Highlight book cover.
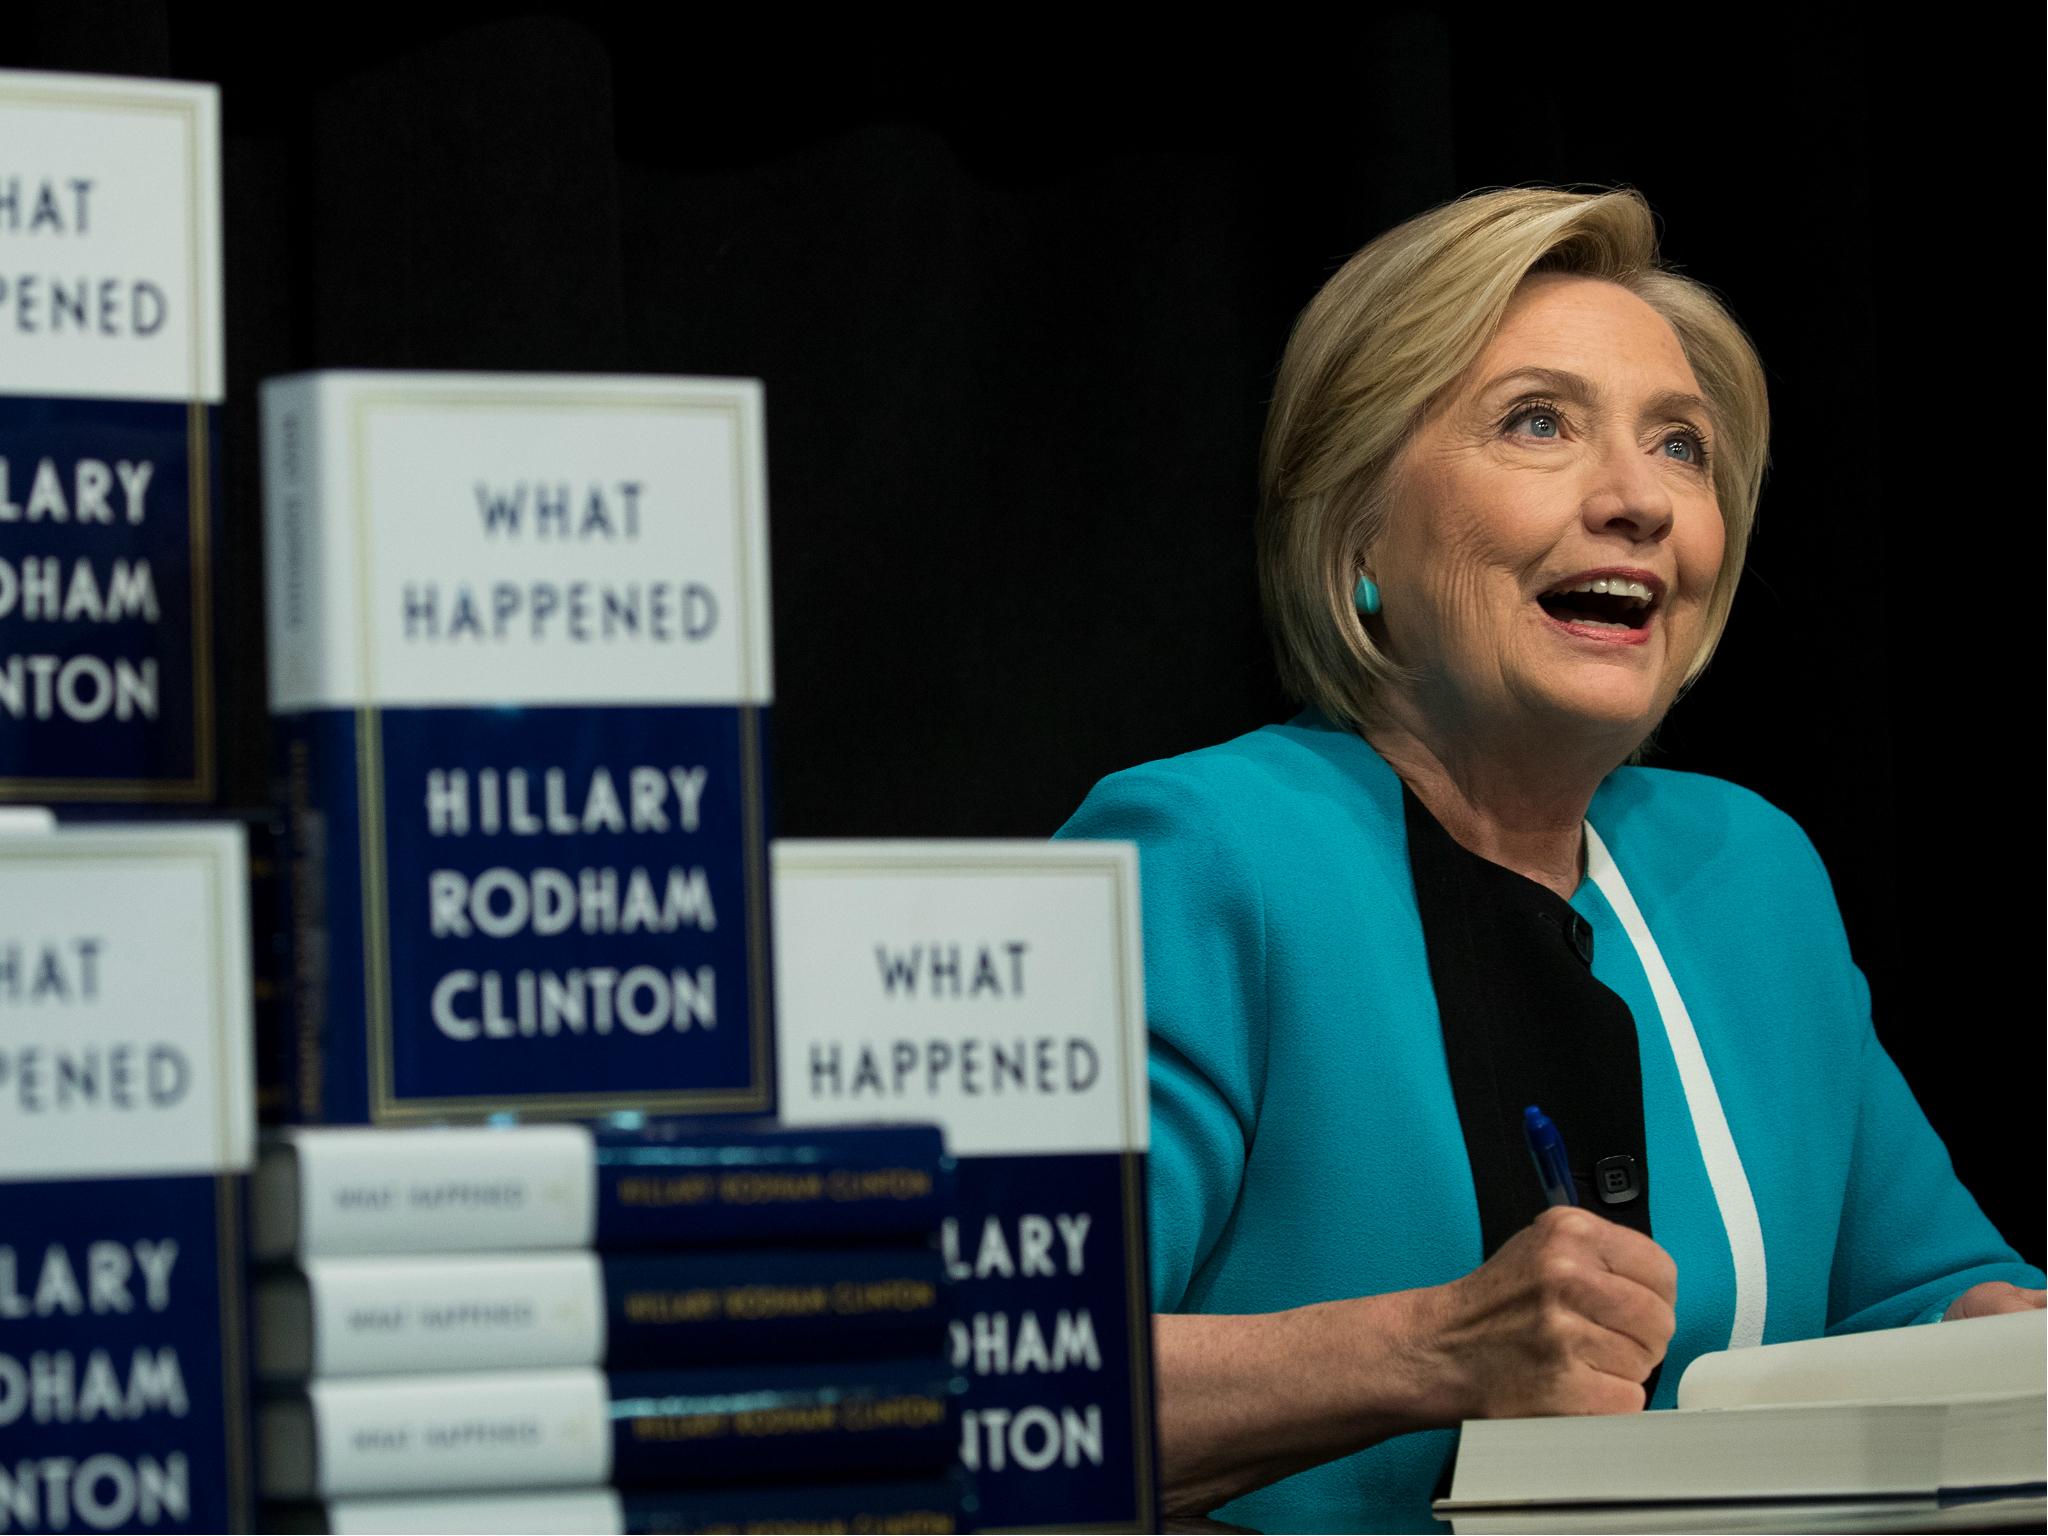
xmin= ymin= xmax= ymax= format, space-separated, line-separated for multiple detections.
xmin=0 ymin=823 xmax=256 ymax=1532
xmin=261 ymin=372 xmax=775 ymax=1124
xmin=772 ymin=841 xmax=1159 ymax=1533
xmin=251 ymin=1120 xmax=949 ymax=1258
xmin=257 ymin=1244 xmax=947 ymax=1378
xmin=0 ymin=70 xmax=224 ymax=804
xmin=259 ymin=1359 xmax=962 ymax=1499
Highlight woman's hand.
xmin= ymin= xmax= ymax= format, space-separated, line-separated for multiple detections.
xmin=1406 ymin=1205 xmax=1678 ymax=1420
xmin=1152 ymin=1207 xmax=1677 ymax=1515
xmin=1944 ymin=1281 xmax=2047 ymax=1320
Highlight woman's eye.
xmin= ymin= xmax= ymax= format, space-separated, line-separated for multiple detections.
xmin=1506 ymin=405 xmax=1561 ymax=439
xmin=1663 ymin=430 xmax=1710 ymax=467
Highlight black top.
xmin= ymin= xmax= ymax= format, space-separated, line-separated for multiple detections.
xmin=1401 ymin=785 xmax=1654 ymax=1260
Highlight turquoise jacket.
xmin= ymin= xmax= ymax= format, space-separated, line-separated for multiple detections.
xmin=1054 ymin=711 xmax=2041 ymax=1533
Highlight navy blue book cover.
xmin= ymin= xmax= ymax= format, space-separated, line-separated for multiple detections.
xmin=0 ymin=825 xmax=257 ymax=1532
xmin=263 ymin=374 xmax=776 ymax=1124
xmin=0 ymin=1176 xmax=252 ymax=1533
xmin=0 ymin=72 xmax=224 ymax=805
xmin=942 ymin=1151 xmax=1155 ymax=1530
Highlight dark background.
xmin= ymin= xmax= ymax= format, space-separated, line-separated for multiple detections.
xmin=9 ymin=4 xmax=2038 ymax=1266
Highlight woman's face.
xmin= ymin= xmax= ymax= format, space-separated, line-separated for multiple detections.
xmin=1369 ymin=273 xmax=1726 ymax=748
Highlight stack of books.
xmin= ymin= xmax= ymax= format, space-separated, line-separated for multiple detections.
xmin=251 ymin=1117 xmax=970 ymax=1532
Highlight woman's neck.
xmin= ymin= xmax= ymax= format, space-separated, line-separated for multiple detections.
xmin=1362 ymin=709 xmax=1623 ymax=900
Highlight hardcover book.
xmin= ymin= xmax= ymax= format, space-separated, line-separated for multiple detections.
xmin=0 ymin=70 xmax=225 ymax=803
xmin=251 ymin=1120 xmax=948 ymax=1259
xmin=258 ymin=1359 xmax=961 ymax=1498
xmin=256 ymin=1244 xmax=946 ymax=1378
xmin=1436 ymin=1309 xmax=2048 ymax=1522
xmin=261 ymin=372 xmax=775 ymax=1124
xmin=772 ymin=840 xmax=1159 ymax=1533
xmin=0 ymin=823 xmax=256 ymax=1532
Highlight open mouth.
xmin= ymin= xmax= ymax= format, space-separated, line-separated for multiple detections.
xmin=1535 ymin=576 xmax=1660 ymax=633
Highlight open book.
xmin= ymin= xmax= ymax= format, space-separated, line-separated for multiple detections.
xmin=1434 ymin=1308 xmax=2046 ymax=1520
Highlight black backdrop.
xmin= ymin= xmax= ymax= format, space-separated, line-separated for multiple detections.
xmin=10 ymin=5 xmax=2039 ymax=1266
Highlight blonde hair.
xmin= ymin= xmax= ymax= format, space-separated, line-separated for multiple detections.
xmin=1257 ymin=185 xmax=1770 ymax=731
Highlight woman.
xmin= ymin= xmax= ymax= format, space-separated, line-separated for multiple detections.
xmin=1054 ymin=187 xmax=2044 ymax=1532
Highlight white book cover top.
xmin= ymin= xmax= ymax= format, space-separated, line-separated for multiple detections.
xmin=263 ymin=371 xmax=772 ymax=711
xmin=0 ymin=69 xmax=223 ymax=404
xmin=0 ymin=822 xmax=252 ymax=1177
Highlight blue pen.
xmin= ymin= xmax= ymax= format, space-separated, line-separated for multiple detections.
xmin=1523 ymin=1105 xmax=1579 ymax=1208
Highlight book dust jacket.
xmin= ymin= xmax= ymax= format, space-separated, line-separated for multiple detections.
xmin=263 ymin=373 xmax=775 ymax=1125
xmin=0 ymin=70 xmax=224 ymax=803
xmin=0 ymin=824 xmax=257 ymax=1532
xmin=773 ymin=841 xmax=1159 ymax=1533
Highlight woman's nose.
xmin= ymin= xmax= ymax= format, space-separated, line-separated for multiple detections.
xmin=1579 ymin=441 xmax=1676 ymax=544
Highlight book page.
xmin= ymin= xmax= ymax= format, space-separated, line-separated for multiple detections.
xmin=1676 ymin=1308 xmax=2046 ymax=1409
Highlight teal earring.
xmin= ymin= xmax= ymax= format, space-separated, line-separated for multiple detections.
xmin=1353 ymin=576 xmax=1382 ymax=617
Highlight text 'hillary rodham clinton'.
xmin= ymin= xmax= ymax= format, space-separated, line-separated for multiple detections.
xmin=420 ymin=764 xmax=719 ymax=1042
xmin=805 ymin=942 xmax=1104 ymax=1099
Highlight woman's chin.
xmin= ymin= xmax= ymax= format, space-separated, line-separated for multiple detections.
xmin=1521 ymin=672 xmax=1669 ymax=739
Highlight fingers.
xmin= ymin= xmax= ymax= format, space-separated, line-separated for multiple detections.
xmin=1947 ymin=1281 xmax=2048 ymax=1320
xmin=1531 ymin=1206 xmax=1678 ymax=1304
xmin=1523 ymin=1208 xmax=1677 ymax=1369
xmin=1553 ymin=1261 xmax=1676 ymax=1366
xmin=1570 ymin=1309 xmax=1664 ymax=1384
xmin=1556 ymin=1363 xmax=1648 ymax=1417
xmin=1437 ymin=1210 xmax=1681 ymax=1420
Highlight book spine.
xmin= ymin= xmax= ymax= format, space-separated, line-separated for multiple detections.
xmin=266 ymin=1246 xmax=945 ymax=1379
xmin=267 ymin=1361 xmax=959 ymax=1499
xmin=607 ymin=1358 xmax=958 ymax=1489
xmin=265 ymin=375 xmax=369 ymax=1124
xmin=280 ymin=1477 xmax=965 ymax=1534
xmin=591 ymin=1120 xmax=951 ymax=1246
xmin=262 ymin=1122 xmax=948 ymax=1258
xmin=274 ymin=708 xmax=370 ymax=1124
xmin=267 ymin=1369 xmax=610 ymax=1500
xmin=259 ymin=374 xmax=329 ymax=727
xmin=258 ymin=1126 xmax=597 ymax=1260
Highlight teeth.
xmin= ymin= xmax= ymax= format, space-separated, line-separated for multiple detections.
xmin=1550 ymin=577 xmax=1656 ymax=608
